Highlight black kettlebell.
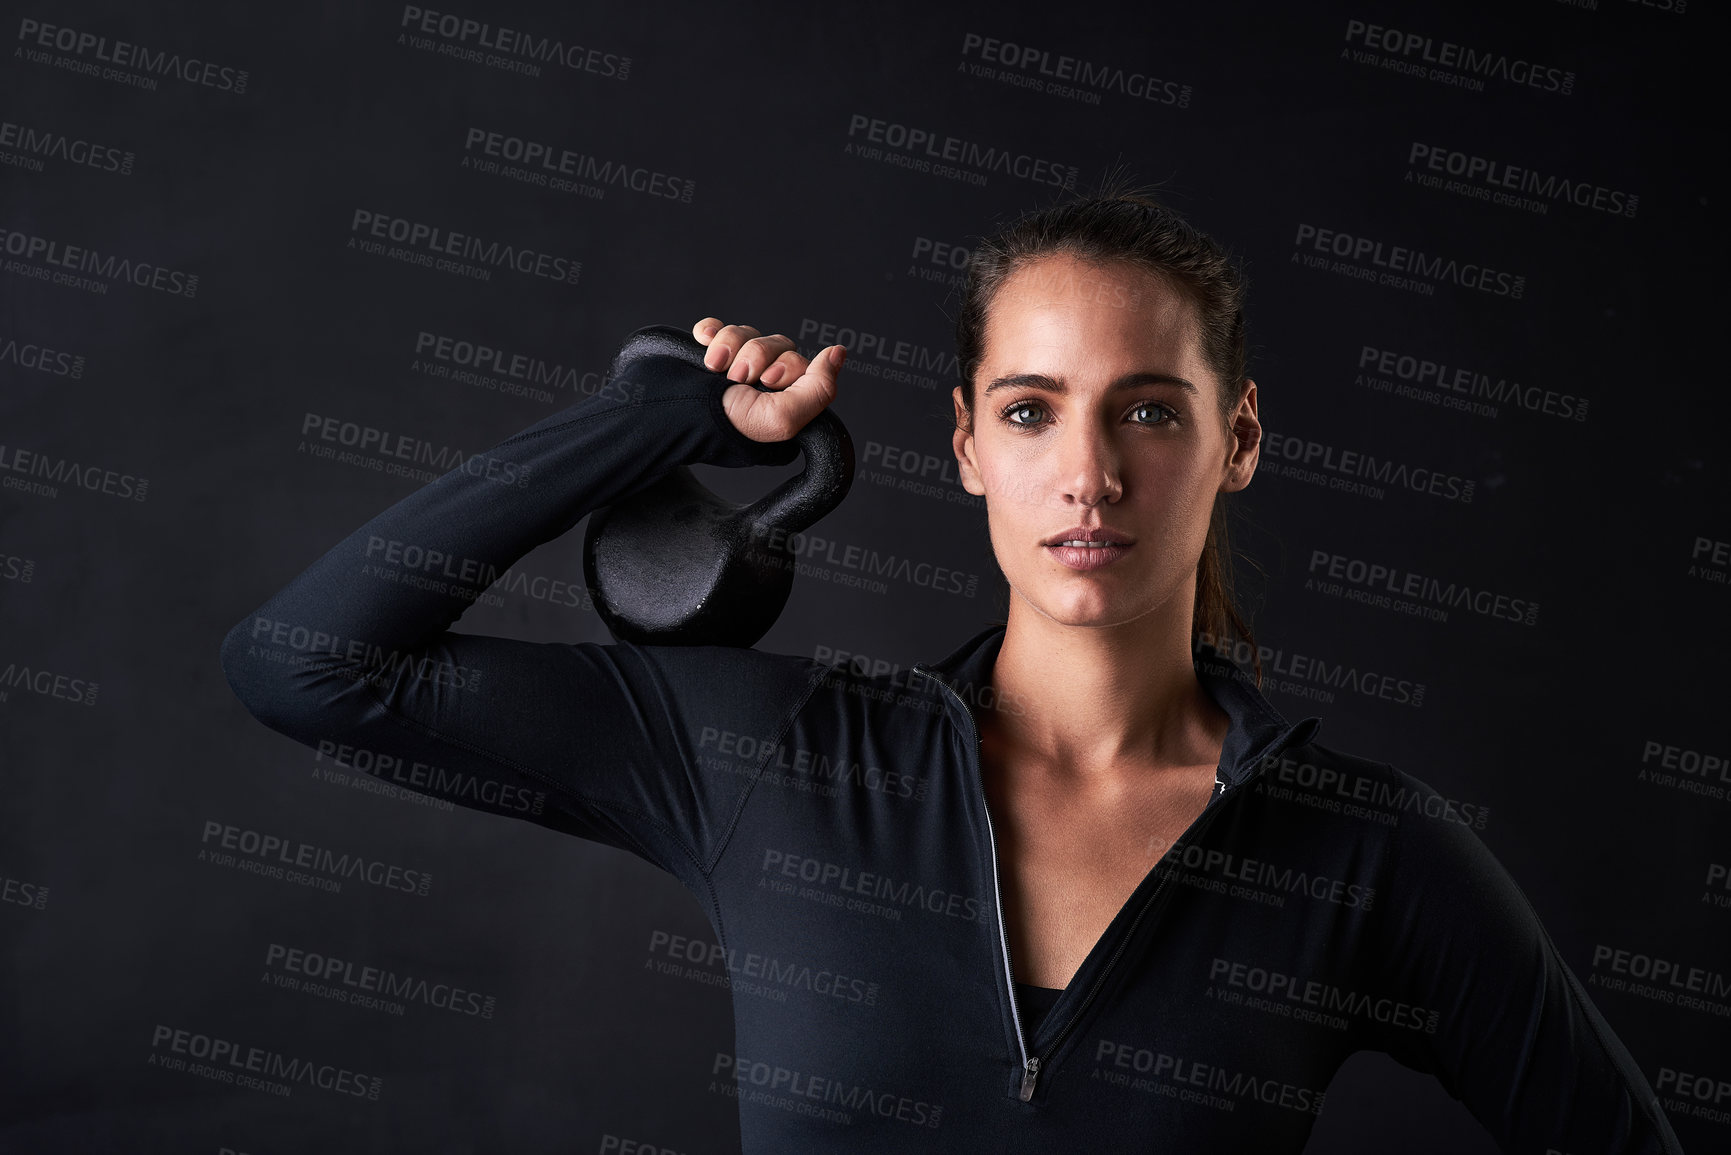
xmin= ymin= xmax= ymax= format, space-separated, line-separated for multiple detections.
xmin=583 ymin=326 xmax=854 ymax=648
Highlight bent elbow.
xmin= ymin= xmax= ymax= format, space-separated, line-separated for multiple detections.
xmin=221 ymin=614 xmax=291 ymax=728
xmin=219 ymin=613 xmax=341 ymax=742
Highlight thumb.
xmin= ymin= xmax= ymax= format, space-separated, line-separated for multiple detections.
xmin=770 ymin=343 xmax=846 ymax=435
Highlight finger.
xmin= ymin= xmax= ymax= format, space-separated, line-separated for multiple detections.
xmin=760 ymin=347 xmax=809 ymax=387
xmin=720 ymin=344 xmax=844 ymax=442
xmin=701 ymin=323 xmax=761 ymax=372
xmin=725 ymin=333 xmax=799 ymax=382
xmin=691 ymin=317 xmax=725 ymax=346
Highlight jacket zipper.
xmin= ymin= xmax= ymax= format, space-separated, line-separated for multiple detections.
xmin=915 ymin=662 xmax=1316 ymax=1104
xmin=915 ymin=665 xmax=1039 ymax=1097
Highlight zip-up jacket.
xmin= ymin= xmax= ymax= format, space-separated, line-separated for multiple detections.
xmin=219 ymin=325 xmax=1685 ymax=1153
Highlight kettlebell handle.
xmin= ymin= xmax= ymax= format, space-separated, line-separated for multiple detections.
xmin=582 ymin=325 xmax=856 ymax=648
xmin=611 ymin=324 xmax=854 ymax=531
xmin=741 ymin=406 xmax=854 ymax=538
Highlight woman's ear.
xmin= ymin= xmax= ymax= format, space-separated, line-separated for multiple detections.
xmin=1221 ymin=378 xmax=1261 ymax=493
xmin=953 ymin=386 xmax=987 ymax=497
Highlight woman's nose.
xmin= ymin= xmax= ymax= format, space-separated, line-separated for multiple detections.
xmin=1054 ymin=420 xmax=1122 ymax=506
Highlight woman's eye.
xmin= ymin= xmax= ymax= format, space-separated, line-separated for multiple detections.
xmin=998 ymin=399 xmax=1177 ymax=429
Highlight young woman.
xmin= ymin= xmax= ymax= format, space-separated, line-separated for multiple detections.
xmin=221 ymin=184 xmax=1683 ymax=1152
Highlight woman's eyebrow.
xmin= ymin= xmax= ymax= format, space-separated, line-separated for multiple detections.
xmin=982 ymin=371 xmax=1200 ymax=397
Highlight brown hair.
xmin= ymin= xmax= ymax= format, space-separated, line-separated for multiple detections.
xmin=951 ymin=170 xmax=1265 ymax=686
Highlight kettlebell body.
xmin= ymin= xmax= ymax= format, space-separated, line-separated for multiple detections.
xmin=583 ymin=326 xmax=855 ymax=648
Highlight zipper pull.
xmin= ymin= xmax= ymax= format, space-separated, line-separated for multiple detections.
xmin=1018 ymin=1056 xmax=1041 ymax=1101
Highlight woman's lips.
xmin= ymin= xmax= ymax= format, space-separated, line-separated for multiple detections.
xmin=1046 ymin=541 xmax=1133 ymax=571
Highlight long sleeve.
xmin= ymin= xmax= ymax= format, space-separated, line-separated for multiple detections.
xmin=1354 ymin=767 xmax=1685 ymax=1153
xmin=218 ymin=324 xmax=828 ymax=895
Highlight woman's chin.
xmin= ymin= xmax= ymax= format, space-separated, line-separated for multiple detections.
xmin=1019 ymin=582 xmax=1148 ymax=629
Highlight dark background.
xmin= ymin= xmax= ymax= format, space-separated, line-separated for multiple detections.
xmin=2 ymin=1 xmax=1725 ymax=1152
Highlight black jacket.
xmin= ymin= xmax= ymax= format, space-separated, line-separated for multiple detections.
xmin=220 ymin=326 xmax=1684 ymax=1153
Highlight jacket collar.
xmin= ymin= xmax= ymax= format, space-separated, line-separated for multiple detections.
xmin=916 ymin=621 xmax=1321 ymax=787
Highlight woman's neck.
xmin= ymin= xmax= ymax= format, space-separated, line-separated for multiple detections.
xmin=985 ymin=588 xmax=1230 ymax=782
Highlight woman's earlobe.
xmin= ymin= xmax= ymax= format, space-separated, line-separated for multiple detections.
xmin=955 ymin=448 xmax=986 ymax=496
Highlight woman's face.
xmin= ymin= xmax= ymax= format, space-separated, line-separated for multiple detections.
xmin=952 ymin=254 xmax=1260 ymax=630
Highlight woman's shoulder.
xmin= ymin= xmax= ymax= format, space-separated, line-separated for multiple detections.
xmin=1260 ymin=733 xmax=1497 ymax=846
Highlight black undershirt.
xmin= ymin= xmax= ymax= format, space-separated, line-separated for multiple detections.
xmin=1014 ymin=981 xmax=1064 ymax=1037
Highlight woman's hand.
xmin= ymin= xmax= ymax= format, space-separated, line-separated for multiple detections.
xmin=692 ymin=318 xmax=846 ymax=444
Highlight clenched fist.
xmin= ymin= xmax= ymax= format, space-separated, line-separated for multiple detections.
xmin=692 ymin=318 xmax=846 ymax=444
